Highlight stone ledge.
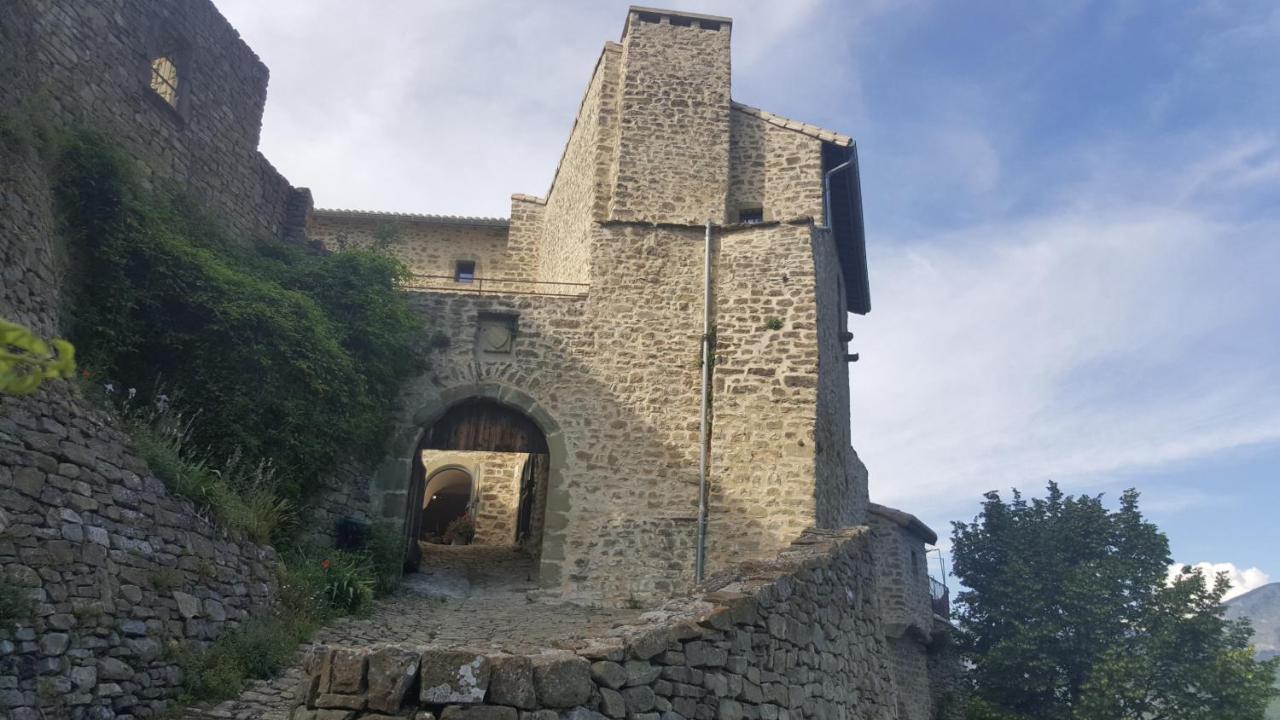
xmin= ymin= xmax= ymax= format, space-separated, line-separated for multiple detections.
xmin=291 ymin=526 xmax=900 ymax=720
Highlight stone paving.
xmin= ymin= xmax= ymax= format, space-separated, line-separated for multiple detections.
xmin=181 ymin=545 xmax=645 ymax=720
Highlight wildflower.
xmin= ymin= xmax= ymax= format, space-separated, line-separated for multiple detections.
xmin=81 ymin=369 xmax=91 ymax=378
xmin=127 ymin=387 xmax=137 ymax=400
xmin=104 ymin=382 xmax=115 ymax=394
xmin=322 ymin=559 xmax=331 ymax=571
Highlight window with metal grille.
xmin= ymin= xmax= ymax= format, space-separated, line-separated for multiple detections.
xmin=738 ymin=207 xmax=764 ymax=224
xmin=150 ymin=56 xmax=180 ymax=107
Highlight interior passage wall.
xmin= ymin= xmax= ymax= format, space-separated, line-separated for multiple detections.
xmin=420 ymin=450 xmax=528 ymax=547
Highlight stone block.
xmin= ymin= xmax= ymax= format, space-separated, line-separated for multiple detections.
xmin=421 ymin=649 xmax=491 ymax=704
xmin=98 ymin=657 xmax=133 ymax=681
xmin=622 ymin=685 xmax=656 ymax=713
xmin=316 ymin=693 xmax=366 ymax=711
xmin=440 ymin=706 xmax=518 ymax=720
xmin=624 ymin=660 xmax=661 ymax=686
xmin=599 ymin=687 xmax=626 ymax=718
xmin=330 ymin=648 xmax=368 ymax=694
xmin=367 ymin=645 xmax=420 ymax=712
xmin=589 ymin=660 xmax=627 ymax=690
xmin=488 ymin=654 xmax=535 ymax=709
xmin=530 ymin=652 xmax=592 ymax=708
xmin=172 ymin=591 xmax=201 ymax=619
xmin=627 ymin=629 xmax=673 ymax=660
xmin=295 ymin=674 xmax=321 ymax=708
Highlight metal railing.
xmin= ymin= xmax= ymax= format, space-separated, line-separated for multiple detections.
xmin=930 ymin=576 xmax=951 ymax=619
xmin=405 ymin=274 xmax=589 ymax=298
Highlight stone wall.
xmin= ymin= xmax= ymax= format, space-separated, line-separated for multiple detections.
xmin=307 ymin=213 xmax=517 ymax=286
xmin=728 ymin=108 xmax=826 ymax=224
xmin=610 ymin=10 xmax=732 ymax=225
xmin=867 ymin=505 xmax=935 ymax=637
xmin=0 ymin=389 xmax=278 ymax=718
xmin=1 ymin=0 xmax=307 ymax=248
xmin=868 ymin=504 xmax=940 ymax=720
xmin=1 ymin=1 xmax=307 ymax=714
xmin=535 ymin=44 xmax=619 ymax=286
xmin=301 ymin=459 xmax=376 ymax=548
xmin=290 ymin=527 xmax=901 ymax=720
xmin=812 ymin=225 xmax=868 ymax=529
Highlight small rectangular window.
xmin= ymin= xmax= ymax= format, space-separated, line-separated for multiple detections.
xmin=670 ymin=16 xmax=693 ymax=27
xmin=454 ymin=260 xmax=476 ymax=284
xmin=738 ymin=207 xmax=764 ymax=225
xmin=150 ymin=55 xmax=180 ymax=107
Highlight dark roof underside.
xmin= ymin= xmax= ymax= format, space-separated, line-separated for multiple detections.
xmin=822 ymin=142 xmax=871 ymax=314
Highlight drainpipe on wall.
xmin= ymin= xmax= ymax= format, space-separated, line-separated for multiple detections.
xmin=695 ymin=219 xmax=714 ymax=584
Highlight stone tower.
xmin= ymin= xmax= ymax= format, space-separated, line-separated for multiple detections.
xmin=307 ymin=6 xmax=878 ymax=604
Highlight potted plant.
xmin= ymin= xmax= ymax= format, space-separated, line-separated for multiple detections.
xmin=445 ymin=513 xmax=475 ymax=546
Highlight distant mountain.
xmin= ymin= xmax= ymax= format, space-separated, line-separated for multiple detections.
xmin=1226 ymin=582 xmax=1280 ymax=661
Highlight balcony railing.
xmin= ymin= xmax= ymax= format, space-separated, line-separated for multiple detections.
xmin=930 ymin=576 xmax=951 ymax=619
xmin=405 ymin=274 xmax=589 ymax=298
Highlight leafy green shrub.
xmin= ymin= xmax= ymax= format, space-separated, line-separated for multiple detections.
xmin=0 ymin=317 xmax=76 ymax=396
xmin=367 ymin=522 xmax=406 ymax=595
xmin=125 ymin=407 xmax=293 ymax=545
xmin=54 ymin=130 xmax=419 ymax=500
xmin=173 ymin=612 xmax=313 ymax=701
xmin=281 ymin=546 xmax=377 ymax=615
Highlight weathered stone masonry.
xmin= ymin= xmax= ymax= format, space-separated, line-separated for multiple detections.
xmin=2 ymin=0 xmax=308 ymax=714
xmin=291 ymin=528 xmax=901 ymax=720
xmin=1 ymin=2 xmax=955 ymax=717
xmin=319 ymin=9 xmax=881 ymax=605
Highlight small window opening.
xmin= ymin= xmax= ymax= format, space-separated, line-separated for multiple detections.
xmin=670 ymin=16 xmax=693 ymax=27
xmin=698 ymin=20 xmax=722 ymax=31
xmin=636 ymin=12 xmax=661 ymax=24
xmin=454 ymin=260 xmax=476 ymax=284
xmin=738 ymin=207 xmax=764 ymax=225
xmin=150 ymin=55 xmax=180 ymax=107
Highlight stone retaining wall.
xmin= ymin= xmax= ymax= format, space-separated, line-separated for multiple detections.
xmin=0 ymin=387 xmax=279 ymax=718
xmin=290 ymin=527 xmax=900 ymax=720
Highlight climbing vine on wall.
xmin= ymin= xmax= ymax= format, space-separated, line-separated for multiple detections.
xmin=53 ymin=130 xmax=420 ymax=499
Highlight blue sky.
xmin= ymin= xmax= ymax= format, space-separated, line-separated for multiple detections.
xmin=214 ymin=0 xmax=1279 ymax=597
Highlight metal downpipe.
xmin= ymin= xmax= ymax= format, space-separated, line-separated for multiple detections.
xmin=695 ymin=219 xmax=713 ymax=584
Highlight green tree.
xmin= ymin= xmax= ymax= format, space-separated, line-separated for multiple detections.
xmin=952 ymin=482 xmax=1278 ymax=720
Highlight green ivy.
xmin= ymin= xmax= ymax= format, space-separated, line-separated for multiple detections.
xmin=53 ymin=130 xmax=419 ymax=499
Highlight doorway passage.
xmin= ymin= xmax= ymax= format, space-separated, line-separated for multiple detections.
xmin=406 ymin=399 xmax=551 ymax=560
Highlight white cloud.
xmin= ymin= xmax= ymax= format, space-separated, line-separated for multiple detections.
xmin=1168 ymin=562 xmax=1271 ymax=602
xmin=854 ymin=196 xmax=1280 ymax=517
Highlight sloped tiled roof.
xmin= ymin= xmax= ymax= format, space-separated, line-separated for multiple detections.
xmin=731 ymin=102 xmax=853 ymax=147
xmin=312 ymin=208 xmax=509 ymax=227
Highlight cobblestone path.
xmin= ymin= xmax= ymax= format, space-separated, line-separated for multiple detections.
xmin=181 ymin=545 xmax=644 ymax=720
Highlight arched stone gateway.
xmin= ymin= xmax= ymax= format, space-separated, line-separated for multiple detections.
xmin=371 ymin=383 xmax=568 ymax=587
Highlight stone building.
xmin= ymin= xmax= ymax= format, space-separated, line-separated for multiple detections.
xmin=1 ymin=2 xmax=955 ymax=717
xmin=307 ymin=8 xmax=956 ymax=714
xmin=307 ymin=6 xmax=880 ymax=603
